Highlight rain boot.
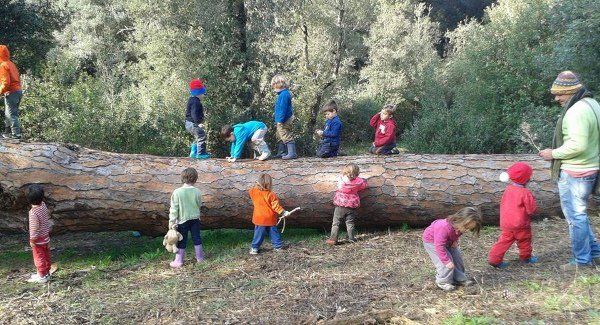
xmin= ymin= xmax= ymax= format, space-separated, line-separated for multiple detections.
xmin=194 ymin=245 xmax=205 ymax=262
xmin=282 ymin=141 xmax=298 ymax=160
xmin=257 ymin=140 xmax=271 ymax=161
xmin=196 ymin=143 xmax=211 ymax=159
xmin=274 ymin=141 xmax=287 ymax=159
xmin=189 ymin=144 xmax=198 ymax=158
xmin=170 ymin=249 xmax=185 ymax=268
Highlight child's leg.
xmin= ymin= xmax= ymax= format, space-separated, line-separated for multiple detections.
xmin=267 ymin=226 xmax=283 ymax=249
xmin=251 ymin=226 xmax=268 ymax=249
xmin=488 ymin=230 xmax=515 ymax=265
xmin=329 ymin=207 xmax=344 ymax=241
xmin=515 ymin=228 xmax=533 ymax=261
xmin=251 ymin=128 xmax=270 ymax=159
xmin=345 ymin=208 xmax=357 ymax=241
xmin=195 ymin=126 xmax=208 ymax=154
xmin=189 ymin=219 xmax=204 ymax=261
xmin=423 ymin=242 xmax=454 ymax=285
xmin=448 ymin=247 xmax=468 ymax=282
xmin=32 ymin=243 xmax=51 ymax=276
xmin=176 ymin=221 xmax=190 ymax=250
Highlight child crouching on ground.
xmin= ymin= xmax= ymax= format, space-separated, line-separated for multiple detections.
xmin=423 ymin=207 xmax=482 ymax=291
xmin=488 ymin=162 xmax=538 ymax=268
xmin=316 ymin=100 xmax=342 ymax=158
xmin=249 ymin=173 xmax=291 ymax=254
xmin=326 ymin=164 xmax=367 ymax=245
xmin=27 ymin=184 xmax=53 ymax=283
xmin=169 ymin=167 xmax=205 ymax=268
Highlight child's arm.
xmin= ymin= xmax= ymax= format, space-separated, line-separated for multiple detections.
xmin=369 ymin=113 xmax=380 ymax=128
xmin=28 ymin=210 xmax=39 ymax=245
xmin=322 ymin=118 xmax=341 ymax=138
xmin=524 ymin=191 xmax=537 ymax=217
xmin=229 ymin=139 xmax=244 ymax=161
xmin=191 ymin=100 xmax=204 ymax=124
xmin=168 ymin=192 xmax=179 ymax=228
xmin=432 ymin=226 xmax=452 ymax=266
xmin=269 ymin=192 xmax=285 ymax=215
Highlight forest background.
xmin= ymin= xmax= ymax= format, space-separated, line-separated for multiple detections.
xmin=2 ymin=0 xmax=599 ymax=157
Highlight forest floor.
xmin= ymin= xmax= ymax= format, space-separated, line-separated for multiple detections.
xmin=1 ymin=215 xmax=599 ymax=324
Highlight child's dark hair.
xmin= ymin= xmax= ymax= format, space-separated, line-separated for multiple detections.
xmin=320 ymin=100 xmax=338 ymax=113
xmin=220 ymin=125 xmax=234 ymax=138
xmin=27 ymin=184 xmax=44 ymax=205
xmin=256 ymin=173 xmax=273 ymax=191
xmin=181 ymin=167 xmax=198 ymax=184
xmin=448 ymin=207 xmax=482 ymax=236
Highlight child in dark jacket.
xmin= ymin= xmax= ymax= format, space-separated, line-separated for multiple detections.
xmin=488 ymin=162 xmax=538 ymax=268
xmin=186 ymin=79 xmax=210 ymax=159
xmin=316 ymin=100 xmax=342 ymax=158
xmin=369 ymin=104 xmax=399 ymax=155
xmin=326 ymin=164 xmax=367 ymax=245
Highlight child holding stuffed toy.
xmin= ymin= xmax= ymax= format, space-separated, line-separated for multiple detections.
xmin=423 ymin=207 xmax=482 ymax=291
xmin=488 ymin=162 xmax=538 ymax=268
xmin=248 ymin=173 xmax=292 ymax=254
xmin=326 ymin=164 xmax=367 ymax=245
xmin=168 ymin=167 xmax=204 ymax=268
xmin=26 ymin=184 xmax=53 ymax=283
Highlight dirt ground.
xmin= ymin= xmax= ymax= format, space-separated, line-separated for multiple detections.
xmin=1 ymin=215 xmax=599 ymax=324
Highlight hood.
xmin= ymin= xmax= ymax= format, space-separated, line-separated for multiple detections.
xmin=0 ymin=45 xmax=10 ymax=62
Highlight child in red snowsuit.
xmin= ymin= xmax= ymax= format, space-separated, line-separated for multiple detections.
xmin=488 ymin=162 xmax=538 ymax=268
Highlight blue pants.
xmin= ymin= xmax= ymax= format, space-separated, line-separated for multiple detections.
xmin=316 ymin=141 xmax=339 ymax=158
xmin=176 ymin=219 xmax=202 ymax=249
xmin=251 ymin=226 xmax=282 ymax=249
xmin=557 ymin=171 xmax=600 ymax=264
xmin=4 ymin=90 xmax=22 ymax=136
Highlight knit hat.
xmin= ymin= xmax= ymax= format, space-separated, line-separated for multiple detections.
xmin=189 ymin=79 xmax=206 ymax=96
xmin=550 ymin=71 xmax=583 ymax=95
xmin=499 ymin=162 xmax=532 ymax=185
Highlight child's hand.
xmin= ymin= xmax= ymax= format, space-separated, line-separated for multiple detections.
xmin=445 ymin=261 xmax=455 ymax=269
xmin=282 ymin=210 xmax=291 ymax=217
xmin=226 ymin=157 xmax=237 ymax=163
xmin=316 ymin=130 xmax=323 ymax=136
xmin=198 ymin=123 xmax=204 ymax=128
xmin=451 ymin=241 xmax=459 ymax=248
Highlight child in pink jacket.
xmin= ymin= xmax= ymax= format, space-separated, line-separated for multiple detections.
xmin=326 ymin=164 xmax=367 ymax=245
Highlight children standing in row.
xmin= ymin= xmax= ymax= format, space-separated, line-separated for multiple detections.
xmin=326 ymin=164 xmax=367 ymax=245
xmin=27 ymin=185 xmax=53 ymax=283
xmin=369 ymin=104 xmax=399 ymax=155
xmin=221 ymin=121 xmax=271 ymax=162
xmin=186 ymin=79 xmax=211 ymax=159
xmin=316 ymin=100 xmax=343 ymax=158
xmin=272 ymin=75 xmax=297 ymax=160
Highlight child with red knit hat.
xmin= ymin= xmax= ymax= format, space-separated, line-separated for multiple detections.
xmin=488 ymin=162 xmax=538 ymax=268
xmin=186 ymin=79 xmax=210 ymax=159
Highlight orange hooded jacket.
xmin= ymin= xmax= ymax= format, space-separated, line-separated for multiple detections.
xmin=249 ymin=187 xmax=284 ymax=226
xmin=0 ymin=45 xmax=22 ymax=94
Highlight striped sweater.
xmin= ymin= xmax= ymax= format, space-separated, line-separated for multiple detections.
xmin=29 ymin=202 xmax=52 ymax=245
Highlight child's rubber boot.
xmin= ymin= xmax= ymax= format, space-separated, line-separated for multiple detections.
xmin=490 ymin=261 xmax=509 ymax=269
xmin=195 ymin=152 xmax=211 ymax=159
xmin=282 ymin=141 xmax=298 ymax=160
xmin=170 ymin=249 xmax=185 ymax=268
xmin=194 ymin=245 xmax=205 ymax=262
xmin=189 ymin=144 xmax=198 ymax=158
xmin=274 ymin=142 xmax=287 ymax=159
xmin=257 ymin=140 xmax=271 ymax=161
xmin=523 ymin=256 xmax=538 ymax=264
xmin=195 ymin=143 xmax=211 ymax=159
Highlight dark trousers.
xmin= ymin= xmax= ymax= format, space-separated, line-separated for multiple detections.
xmin=4 ymin=90 xmax=22 ymax=136
xmin=329 ymin=206 xmax=357 ymax=241
xmin=176 ymin=219 xmax=202 ymax=249
xmin=369 ymin=142 xmax=397 ymax=155
xmin=185 ymin=121 xmax=207 ymax=154
xmin=316 ymin=141 xmax=339 ymax=158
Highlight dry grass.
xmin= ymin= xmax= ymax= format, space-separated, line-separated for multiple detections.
xmin=1 ymin=216 xmax=599 ymax=324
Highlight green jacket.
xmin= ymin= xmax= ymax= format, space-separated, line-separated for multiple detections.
xmin=169 ymin=185 xmax=202 ymax=226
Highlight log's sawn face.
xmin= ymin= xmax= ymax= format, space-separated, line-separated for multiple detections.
xmin=0 ymin=142 xmax=560 ymax=236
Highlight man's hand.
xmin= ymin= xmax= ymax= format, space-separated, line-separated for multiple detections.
xmin=226 ymin=157 xmax=237 ymax=163
xmin=538 ymin=148 xmax=553 ymax=161
xmin=446 ymin=261 xmax=455 ymax=269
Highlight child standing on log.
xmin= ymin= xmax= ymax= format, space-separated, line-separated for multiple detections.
xmin=488 ymin=162 xmax=538 ymax=268
xmin=221 ymin=121 xmax=271 ymax=162
xmin=169 ymin=167 xmax=205 ymax=268
xmin=316 ymin=100 xmax=343 ymax=158
xmin=326 ymin=164 xmax=367 ymax=245
xmin=369 ymin=104 xmax=399 ymax=155
xmin=186 ymin=79 xmax=211 ymax=159
xmin=271 ymin=75 xmax=298 ymax=159
xmin=423 ymin=207 xmax=482 ymax=291
xmin=27 ymin=185 xmax=53 ymax=283
xmin=249 ymin=173 xmax=292 ymax=254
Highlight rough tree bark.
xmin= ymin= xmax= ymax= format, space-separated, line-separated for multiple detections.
xmin=0 ymin=141 xmax=562 ymax=236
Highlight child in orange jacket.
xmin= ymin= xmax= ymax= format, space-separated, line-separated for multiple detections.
xmin=248 ymin=173 xmax=292 ymax=255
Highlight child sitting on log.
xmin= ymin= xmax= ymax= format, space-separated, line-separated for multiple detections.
xmin=316 ymin=100 xmax=343 ymax=158
xmin=423 ymin=207 xmax=482 ymax=291
xmin=26 ymin=185 xmax=53 ymax=283
xmin=168 ymin=167 xmax=205 ymax=268
xmin=369 ymin=104 xmax=399 ymax=155
xmin=326 ymin=164 xmax=367 ymax=245
xmin=248 ymin=173 xmax=292 ymax=254
xmin=186 ymin=79 xmax=211 ymax=159
xmin=221 ymin=121 xmax=270 ymax=162
xmin=488 ymin=162 xmax=538 ymax=268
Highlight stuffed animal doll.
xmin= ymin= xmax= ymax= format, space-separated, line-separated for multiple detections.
xmin=163 ymin=225 xmax=182 ymax=253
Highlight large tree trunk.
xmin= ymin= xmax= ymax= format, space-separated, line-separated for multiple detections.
xmin=1 ymin=141 xmax=562 ymax=236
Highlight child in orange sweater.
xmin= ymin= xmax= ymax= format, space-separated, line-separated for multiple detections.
xmin=248 ymin=173 xmax=292 ymax=254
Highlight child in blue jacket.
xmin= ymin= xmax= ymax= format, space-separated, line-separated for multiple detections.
xmin=221 ymin=121 xmax=271 ymax=162
xmin=271 ymin=75 xmax=297 ymax=159
xmin=316 ymin=100 xmax=342 ymax=158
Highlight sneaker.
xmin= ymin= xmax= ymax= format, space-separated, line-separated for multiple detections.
xmin=326 ymin=239 xmax=337 ymax=246
xmin=456 ymin=279 xmax=475 ymax=287
xmin=390 ymin=148 xmax=400 ymax=154
xmin=490 ymin=262 xmax=509 ymax=269
xmin=561 ymin=261 xmax=592 ymax=271
xmin=523 ymin=256 xmax=538 ymax=264
xmin=27 ymin=273 xmax=49 ymax=283
xmin=249 ymin=248 xmax=259 ymax=255
xmin=436 ymin=282 xmax=456 ymax=291
xmin=274 ymin=247 xmax=284 ymax=252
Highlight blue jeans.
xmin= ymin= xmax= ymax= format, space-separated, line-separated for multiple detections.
xmin=4 ymin=90 xmax=22 ymax=136
xmin=251 ymin=226 xmax=282 ymax=249
xmin=557 ymin=170 xmax=600 ymax=264
xmin=176 ymin=219 xmax=202 ymax=249
xmin=316 ymin=141 xmax=339 ymax=158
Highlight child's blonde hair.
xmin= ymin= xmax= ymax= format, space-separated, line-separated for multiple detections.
xmin=447 ymin=207 xmax=482 ymax=235
xmin=341 ymin=164 xmax=360 ymax=180
xmin=256 ymin=173 xmax=273 ymax=191
xmin=382 ymin=104 xmax=397 ymax=115
xmin=270 ymin=74 xmax=289 ymax=89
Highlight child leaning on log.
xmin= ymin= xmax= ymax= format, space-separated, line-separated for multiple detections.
xmin=326 ymin=164 xmax=367 ymax=245
xmin=26 ymin=185 xmax=53 ymax=283
xmin=221 ymin=121 xmax=271 ymax=162
xmin=248 ymin=173 xmax=292 ymax=255
xmin=423 ymin=207 xmax=482 ymax=291
xmin=168 ymin=167 xmax=205 ymax=268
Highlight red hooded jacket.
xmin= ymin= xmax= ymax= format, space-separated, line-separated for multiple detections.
xmin=370 ymin=113 xmax=397 ymax=147
xmin=0 ymin=45 xmax=22 ymax=94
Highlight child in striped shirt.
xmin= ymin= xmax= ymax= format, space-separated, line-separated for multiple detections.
xmin=27 ymin=185 xmax=53 ymax=283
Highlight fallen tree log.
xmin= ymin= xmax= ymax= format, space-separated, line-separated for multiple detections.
xmin=1 ymin=141 xmax=562 ymax=236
